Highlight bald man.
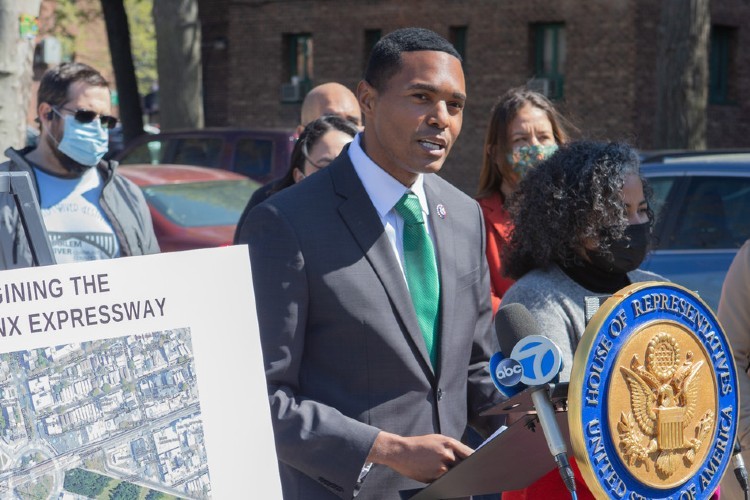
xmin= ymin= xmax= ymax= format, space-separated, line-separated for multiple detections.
xmin=298 ymin=82 xmax=362 ymax=133
xmin=234 ymin=83 xmax=363 ymax=220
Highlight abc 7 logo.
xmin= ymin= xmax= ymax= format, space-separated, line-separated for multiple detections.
xmin=511 ymin=336 xmax=562 ymax=386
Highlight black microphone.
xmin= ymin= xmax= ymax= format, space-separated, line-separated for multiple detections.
xmin=494 ymin=303 xmax=576 ymax=496
xmin=733 ymin=440 xmax=749 ymax=498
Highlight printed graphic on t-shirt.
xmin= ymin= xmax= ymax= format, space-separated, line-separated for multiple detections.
xmin=46 ymin=231 xmax=119 ymax=262
xmin=35 ymin=167 xmax=121 ymax=264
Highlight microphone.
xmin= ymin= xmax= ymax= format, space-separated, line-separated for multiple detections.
xmin=494 ymin=303 xmax=576 ymax=496
xmin=733 ymin=440 xmax=749 ymax=498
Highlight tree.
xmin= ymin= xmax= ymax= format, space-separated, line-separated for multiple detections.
xmin=101 ymin=0 xmax=144 ymax=143
xmin=125 ymin=0 xmax=156 ymax=96
xmin=153 ymin=0 xmax=204 ymax=130
xmin=63 ymin=468 xmax=110 ymax=497
xmin=109 ymin=481 xmax=139 ymax=500
xmin=653 ymin=0 xmax=710 ymax=149
xmin=0 ymin=0 xmax=42 ymax=150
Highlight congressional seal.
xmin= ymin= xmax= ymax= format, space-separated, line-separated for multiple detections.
xmin=568 ymin=281 xmax=739 ymax=499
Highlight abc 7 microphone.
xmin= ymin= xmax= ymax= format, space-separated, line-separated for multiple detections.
xmin=491 ymin=303 xmax=576 ymax=495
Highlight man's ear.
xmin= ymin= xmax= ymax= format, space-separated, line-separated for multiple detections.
xmin=356 ymin=80 xmax=377 ymax=117
xmin=38 ymin=102 xmax=54 ymax=129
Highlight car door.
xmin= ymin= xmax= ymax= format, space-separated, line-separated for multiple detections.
xmin=641 ymin=164 xmax=750 ymax=311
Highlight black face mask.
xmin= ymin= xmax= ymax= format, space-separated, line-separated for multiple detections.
xmin=586 ymin=222 xmax=650 ymax=274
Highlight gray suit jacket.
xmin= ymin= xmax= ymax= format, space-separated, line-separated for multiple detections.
xmin=240 ymin=152 xmax=502 ymax=499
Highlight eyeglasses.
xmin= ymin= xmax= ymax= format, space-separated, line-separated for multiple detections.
xmin=54 ymin=107 xmax=118 ymax=130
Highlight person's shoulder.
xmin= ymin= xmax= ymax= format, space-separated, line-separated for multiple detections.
xmin=476 ymin=192 xmax=503 ymax=212
xmin=254 ymin=181 xmax=277 ymax=198
xmin=736 ymin=239 xmax=750 ymax=262
xmin=427 ymin=173 xmax=474 ymax=203
xmin=425 ymin=174 xmax=482 ymax=226
xmin=109 ymin=166 xmax=137 ymax=190
xmin=476 ymin=192 xmax=510 ymax=226
xmin=518 ymin=265 xmax=564 ymax=284
xmin=629 ymin=268 xmax=667 ymax=283
xmin=260 ymin=159 xmax=343 ymax=219
xmin=503 ymin=266 xmax=561 ymax=301
xmin=107 ymin=165 xmax=149 ymax=204
xmin=1 ymin=147 xmax=33 ymax=172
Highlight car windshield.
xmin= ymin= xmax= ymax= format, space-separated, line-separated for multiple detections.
xmin=141 ymin=179 xmax=258 ymax=227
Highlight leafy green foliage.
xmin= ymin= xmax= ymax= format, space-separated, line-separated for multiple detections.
xmin=125 ymin=0 xmax=157 ymax=95
xmin=53 ymin=0 xmax=156 ymax=96
xmin=110 ymin=481 xmax=139 ymax=499
xmin=145 ymin=490 xmax=167 ymax=500
xmin=63 ymin=468 xmax=111 ymax=497
xmin=50 ymin=0 xmax=100 ymax=62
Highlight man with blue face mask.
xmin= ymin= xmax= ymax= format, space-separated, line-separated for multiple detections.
xmin=0 ymin=62 xmax=159 ymax=268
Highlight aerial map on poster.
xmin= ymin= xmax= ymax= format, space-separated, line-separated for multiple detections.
xmin=0 ymin=246 xmax=281 ymax=499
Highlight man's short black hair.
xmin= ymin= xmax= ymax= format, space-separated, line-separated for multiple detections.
xmin=364 ymin=27 xmax=462 ymax=91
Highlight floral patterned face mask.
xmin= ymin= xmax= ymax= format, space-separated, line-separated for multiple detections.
xmin=506 ymin=143 xmax=559 ymax=178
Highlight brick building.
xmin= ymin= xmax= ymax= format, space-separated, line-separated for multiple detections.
xmin=199 ymin=0 xmax=750 ymax=194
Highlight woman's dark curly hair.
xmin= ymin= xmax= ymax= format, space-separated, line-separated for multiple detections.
xmin=502 ymin=140 xmax=655 ymax=280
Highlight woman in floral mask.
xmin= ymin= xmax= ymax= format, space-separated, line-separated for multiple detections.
xmin=476 ymin=87 xmax=573 ymax=314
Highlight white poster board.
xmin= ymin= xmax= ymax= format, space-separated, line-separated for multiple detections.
xmin=0 ymin=246 xmax=281 ymax=498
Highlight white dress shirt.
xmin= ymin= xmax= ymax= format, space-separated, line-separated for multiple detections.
xmin=348 ymin=133 xmax=436 ymax=281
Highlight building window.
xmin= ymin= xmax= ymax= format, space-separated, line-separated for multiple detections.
xmin=282 ymin=33 xmax=313 ymax=103
xmin=364 ymin=29 xmax=382 ymax=69
xmin=449 ymin=26 xmax=468 ymax=62
xmin=709 ymin=26 xmax=736 ymax=105
xmin=531 ymin=23 xmax=566 ymax=100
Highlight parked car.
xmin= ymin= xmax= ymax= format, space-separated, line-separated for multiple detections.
xmin=106 ymin=123 xmax=160 ymax=159
xmin=118 ymin=164 xmax=260 ymax=252
xmin=640 ymin=151 xmax=750 ymax=311
xmin=113 ymin=127 xmax=297 ymax=185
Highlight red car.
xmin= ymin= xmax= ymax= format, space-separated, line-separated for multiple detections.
xmin=119 ymin=164 xmax=260 ymax=252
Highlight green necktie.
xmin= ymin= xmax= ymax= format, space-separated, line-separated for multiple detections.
xmin=395 ymin=193 xmax=440 ymax=367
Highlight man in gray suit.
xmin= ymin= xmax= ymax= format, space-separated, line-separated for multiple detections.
xmin=238 ymin=27 xmax=503 ymax=499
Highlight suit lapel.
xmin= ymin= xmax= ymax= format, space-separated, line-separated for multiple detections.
xmin=330 ymin=155 xmax=434 ymax=373
xmin=424 ymin=177 xmax=456 ymax=379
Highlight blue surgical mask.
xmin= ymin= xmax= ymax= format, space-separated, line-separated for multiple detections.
xmin=506 ymin=143 xmax=559 ymax=179
xmin=54 ymin=111 xmax=109 ymax=167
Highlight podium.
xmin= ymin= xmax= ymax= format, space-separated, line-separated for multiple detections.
xmin=408 ymin=384 xmax=569 ymax=499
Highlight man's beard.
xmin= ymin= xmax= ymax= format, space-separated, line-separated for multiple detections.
xmin=45 ymin=128 xmax=92 ymax=176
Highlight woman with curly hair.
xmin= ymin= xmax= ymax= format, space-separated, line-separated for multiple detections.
xmin=500 ymin=140 xmax=664 ymax=500
xmin=476 ymin=87 xmax=573 ymax=314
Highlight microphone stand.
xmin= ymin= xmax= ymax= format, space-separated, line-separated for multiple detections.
xmin=733 ymin=440 xmax=749 ymax=500
xmin=530 ymin=387 xmax=577 ymax=499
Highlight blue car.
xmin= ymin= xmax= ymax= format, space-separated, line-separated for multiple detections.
xmin=640 ymin=152 xmax=750 ymax=312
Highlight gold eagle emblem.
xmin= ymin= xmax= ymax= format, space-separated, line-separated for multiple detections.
xmin=617 ymin=333 xmax=714 ymax=478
